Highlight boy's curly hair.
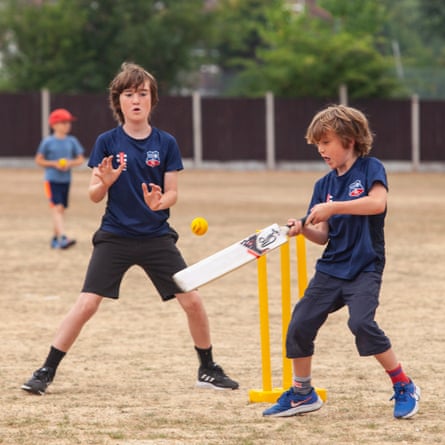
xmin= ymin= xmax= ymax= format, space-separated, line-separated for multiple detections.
xmin=109 ymin=62 xmax=159 ymax=124
xmin=305 ymin=105 xmax=374 ymax=156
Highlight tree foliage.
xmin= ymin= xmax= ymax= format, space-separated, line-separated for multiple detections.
xmin=0 ymin=0 xmax=444 ymax=98
xmin=0 ymin=0 xmax=208 ymax=93
xmin=417 ymin=0 xmax=445 ymax=40
xmin=213 ymin=0 xmax=403 ymax=98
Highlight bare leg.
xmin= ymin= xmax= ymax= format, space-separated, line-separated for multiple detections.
xmin=374 ymin=347 xmax=399 ymax=371
xmin=51 ymin=204 xmax=65 ymax=238
xmin=52 ymin=292 xmax=103 ymax=352
xmin=176 ymin=290 xmax=211 ymax=349
xmin=292 ymin=356 xmax=312 ymax=377
xmin=21 ymin=293 xmax=103 ymax=394
xmin=176 ymin=290 xmax=239 ymax=390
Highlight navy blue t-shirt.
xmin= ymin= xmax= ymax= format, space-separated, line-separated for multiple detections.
xmin=309 ymin=156 xmax=388 ymax=280
xmin=88 ymin=125 xmax=183 ymax=237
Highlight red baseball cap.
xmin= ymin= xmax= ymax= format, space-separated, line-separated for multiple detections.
xmin=48 ymin=108 xmax=77 ymax=126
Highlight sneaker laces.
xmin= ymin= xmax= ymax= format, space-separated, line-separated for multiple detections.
xmin=206 ymin=363 xmax=226 ymax=377
xmin=277 ymin=388 xmax=296 ymax=403
xmin=390 ymin=382 xmax=409 ymax=402
xmin=35 ymin=367 xmax=54 ymax=382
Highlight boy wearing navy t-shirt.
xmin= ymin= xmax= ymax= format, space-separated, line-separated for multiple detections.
xmin=263 ymin=105 xmax=420 ymax=419
xmin=22 ymin=63 xmax=238 ymax=395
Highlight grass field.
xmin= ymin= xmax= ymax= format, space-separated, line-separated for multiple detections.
xmin=0 ymin=167 xmax=444 ymax=445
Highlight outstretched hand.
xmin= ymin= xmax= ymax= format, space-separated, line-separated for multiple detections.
xmin=94 ymin=155 xmax=126 ymax=188
xmin=142 ymin=182 xmax=163 ymax=210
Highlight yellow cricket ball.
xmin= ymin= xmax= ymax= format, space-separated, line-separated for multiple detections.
xmin=58 ymin=158 xmax=68 ymax=167
xmin=191 ymin=217 xmax=208 ymax=236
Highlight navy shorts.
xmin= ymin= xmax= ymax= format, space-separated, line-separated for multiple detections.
xmin=81 ymin=229 xmax=187 ymax=301
xmin=286 ymin=270 xmax=391 ymax=358
xmin=45 ymin=181 xmax=70 ymax=208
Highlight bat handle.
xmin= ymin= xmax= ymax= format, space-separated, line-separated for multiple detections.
xmin=286 ymin=216 xmax=307 ymax=230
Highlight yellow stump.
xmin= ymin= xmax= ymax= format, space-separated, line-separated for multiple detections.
xmin=280 ymin=242 xmax=292 ymax=389
xmin=296 ymin=234 xmax=308 ymax=297
xmin=249 ymin=235 xmax=327 ymax=404
xmin=257 ymin=254 xmax=272 ymax=392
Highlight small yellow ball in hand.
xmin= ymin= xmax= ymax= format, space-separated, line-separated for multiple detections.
xmin=191 ymin=217 xmax=208 ymax=236
xmin=58 ymin=158 xmax=68 ymax=168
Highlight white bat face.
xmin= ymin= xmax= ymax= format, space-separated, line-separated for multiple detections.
xmin=173 ymin=224 xmax=289 ymax=292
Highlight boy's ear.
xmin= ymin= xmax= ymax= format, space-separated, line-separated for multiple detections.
xmin=344 ymin=137 xmax=355 ymax=150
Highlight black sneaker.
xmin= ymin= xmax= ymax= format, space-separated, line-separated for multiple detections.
xmin=21 ymin=367 xmax=54 ymax=395
xmin=196 ymin=363 xmax=239 ymax=390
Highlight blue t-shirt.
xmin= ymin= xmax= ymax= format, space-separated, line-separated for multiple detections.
xmin=309 ymin=156 xmax=388 ymax=280
xmin=88 ymin=125 xmax=184 ymax=238
xmin=37 ymin=135 xmax=84 ymax=183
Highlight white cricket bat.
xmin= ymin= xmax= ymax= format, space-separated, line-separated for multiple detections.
xmin=173 ymin=223 xmax=290 ymax=292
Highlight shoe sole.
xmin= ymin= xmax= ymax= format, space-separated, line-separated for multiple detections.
xmin=21 ymin=384 xmax=45 ymax=395
xmin=396 ymin=385 xmax=421 ymax=419
xmin=263 ymin=397 xmax=323 ymax=417
xmin=60 ymin=240 xmax=76 ymax=249
xmin=195 ymin=381 xmax=238 ymax=390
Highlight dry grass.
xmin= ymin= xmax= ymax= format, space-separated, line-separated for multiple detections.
xmin=0 ymin=167 xmax=444 ymax=445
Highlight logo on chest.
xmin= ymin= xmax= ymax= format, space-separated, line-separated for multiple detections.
xmin=146 ymin=151 xmax=160 ymax=167
xmin=349 ymin=180 xmax=365 ymax=197
xmin=116 ymin=152 xmax=127 ymax=171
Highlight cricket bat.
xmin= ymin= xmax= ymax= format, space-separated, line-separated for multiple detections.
xmin=173 ymin=223 xmax=290 ymax=292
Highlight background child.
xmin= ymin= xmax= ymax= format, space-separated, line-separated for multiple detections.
xmin=35 ymin=108 xmax=85 ymax=249
xmin=22 ymin=63 xmax=238 ymax=395
xmin=263 ymin=105 xmax=420 ymax=419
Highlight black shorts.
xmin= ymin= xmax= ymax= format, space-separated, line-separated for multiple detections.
xmin=81 ymin=229 xmax=187 ymax=301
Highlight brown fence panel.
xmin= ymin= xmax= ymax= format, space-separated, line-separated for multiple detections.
xmin=275 ymin=98 xmax=334 ymax=161
xmin=1 ymin=92 xmax=445 ymax=164
xmin=0 ymin=92 xmax=41 ymax=156
xmin=53 ymin=94 xmax=194 ymax=158
xmin=201 ymin=97 xmax=265 ymax=161
xmin=352 ymin=99 xmax=411 ymax=160
xmin=152 ymin=96 xmax=194 ymax=158
xmin=419 ymin=100 xmax=445 ymax=161
xmin=52 ymin=93 xmax=115 ymax=156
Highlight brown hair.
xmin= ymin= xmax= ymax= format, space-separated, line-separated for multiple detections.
xmin=109 ymin=62 xmax=159 ymax=124
xmin=305 ymin=105 xmax=373 ymax=156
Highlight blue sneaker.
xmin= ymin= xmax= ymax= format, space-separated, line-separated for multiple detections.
xmin=50 ymin=236 xmax=60 ymax=249
xmin=263 ymin=387 xmax=323 ymax=417
xmin=390 ymin=379 xmax=420 ymax=419
xmin=59 ymin=235 xmax=76 ymax=249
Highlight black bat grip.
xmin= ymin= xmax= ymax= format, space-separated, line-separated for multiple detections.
xmin=286 ymin=216 xmax=307 ymax=230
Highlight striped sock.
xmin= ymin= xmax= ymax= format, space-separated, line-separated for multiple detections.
xmin=292 ymin=376 xmax=312 ymax=395
xmin=386 ymin=363 xmax=410 ymax=384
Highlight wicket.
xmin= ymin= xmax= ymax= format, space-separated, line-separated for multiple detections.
xmin=248 ymin=234 xmax=327 ymax=403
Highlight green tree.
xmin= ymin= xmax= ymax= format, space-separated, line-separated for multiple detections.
xmin=210 ymin=0 xmax=284 ymax=70
xmin=417 ymin=0 xmax=445 ymax=40
xmin=217 ymin=2 xmax=403 ymax=98
xmin=0 ymin=0 xmax=208 ymax=93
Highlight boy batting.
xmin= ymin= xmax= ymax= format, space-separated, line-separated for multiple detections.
xmin=263 ymin=105 xmax=420 ymax=419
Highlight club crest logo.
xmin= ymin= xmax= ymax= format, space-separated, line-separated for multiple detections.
xmin=146 ymin=151 xmax=160 ymax=167
xmin=349 ymin=179 xmax=365 ymax=197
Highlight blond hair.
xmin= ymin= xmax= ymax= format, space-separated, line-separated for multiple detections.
xmin=305 ymin=105 xmax=373 ymax=156
xmin=109 ymin=62 xmax=159 ymax=124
